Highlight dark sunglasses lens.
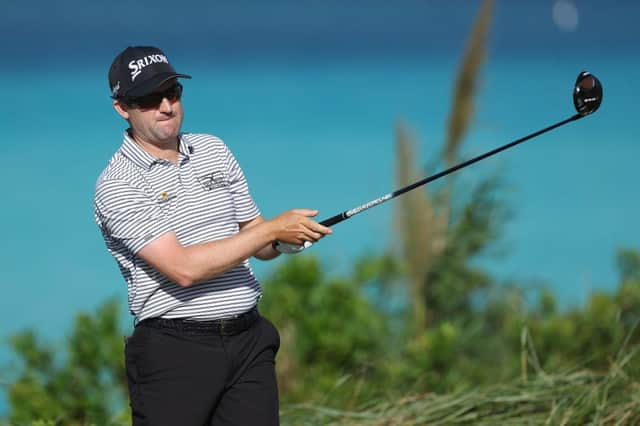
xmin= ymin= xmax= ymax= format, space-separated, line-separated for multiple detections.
xmin=166 ymin=83 xmax=182 ymax=101
xmin=133 ymin=94 xmax=162 ymax=108
xmin=131 ymin=83 xmax=182 ymax=108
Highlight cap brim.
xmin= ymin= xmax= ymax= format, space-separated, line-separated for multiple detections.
xmin=124 ymin=72 xmax=192 ymax=98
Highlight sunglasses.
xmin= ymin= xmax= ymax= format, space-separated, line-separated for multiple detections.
xmin=127 ymin=82 xmax=183 ymax=109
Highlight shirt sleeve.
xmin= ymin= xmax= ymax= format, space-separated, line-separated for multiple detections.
xmin=223 ymin=145 xmax=261 ymax=222
xmin=94 ymin=179 xmax=173 ymax=254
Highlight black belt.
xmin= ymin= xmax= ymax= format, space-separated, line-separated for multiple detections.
xmin=139 ymin=307 xmax=259 ymax=336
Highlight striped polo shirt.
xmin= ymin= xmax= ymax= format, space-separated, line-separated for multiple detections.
xmin=94 ymin=131 xmax=262 ymax=321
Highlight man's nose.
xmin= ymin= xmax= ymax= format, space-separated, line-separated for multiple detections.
xmin=158 ymin=97 xmax=173 ymax=113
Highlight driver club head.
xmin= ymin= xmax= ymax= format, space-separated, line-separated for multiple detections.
xmin=573 ymin=71 xmax=603 ymax=116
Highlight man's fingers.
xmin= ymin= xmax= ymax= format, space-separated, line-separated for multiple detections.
xmin=317 ymin=224 xmax=332 ymax=235
xmin=302 ymin=230 xmax=323 ymax=242
xmin=290 ymin=208 xmax=318 ymax=217
xmin=303 ymin=219 xmax=332 ymax=236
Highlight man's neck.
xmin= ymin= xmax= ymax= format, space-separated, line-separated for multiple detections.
xmin=129 ymin=130 xmax=180 ymax=164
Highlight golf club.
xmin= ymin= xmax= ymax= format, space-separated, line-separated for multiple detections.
xmin=275 ymin=71 xmax=602 ymax=253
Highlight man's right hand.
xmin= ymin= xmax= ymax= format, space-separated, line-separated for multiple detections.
xmin=269 ymin=209 xmax=332 ymax=245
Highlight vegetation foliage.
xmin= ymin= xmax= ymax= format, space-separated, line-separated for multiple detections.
xmin=3 ymin=247 xmax=639 ymax=424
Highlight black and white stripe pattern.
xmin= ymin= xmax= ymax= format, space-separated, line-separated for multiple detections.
xmin=94 ymin=132 xmax=262 ymax=321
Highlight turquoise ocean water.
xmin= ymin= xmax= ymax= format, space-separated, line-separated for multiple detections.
xmin=1 ymin=0 xmax=638 ymax=417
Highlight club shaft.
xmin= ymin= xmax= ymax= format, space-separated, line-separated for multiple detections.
xmin=320 ymin=114 xmax=582 ymax=227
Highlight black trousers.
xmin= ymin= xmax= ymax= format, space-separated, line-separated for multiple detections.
xmin=124 ymin=314 xmax=280 ymax=425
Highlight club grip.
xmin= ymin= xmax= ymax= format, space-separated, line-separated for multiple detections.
xmin=320 ymin=213 xmax=347 ymax=227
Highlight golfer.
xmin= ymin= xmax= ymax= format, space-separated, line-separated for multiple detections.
xmin=94 ymin=46 xmax=331 ymax=425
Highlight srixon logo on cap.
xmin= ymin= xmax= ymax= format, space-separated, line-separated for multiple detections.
xmin=128 ymin=54 xmax=169 ymax=82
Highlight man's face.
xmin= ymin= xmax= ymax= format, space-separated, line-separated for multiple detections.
xmin=114 ymin=78 xmax=184 ymax=144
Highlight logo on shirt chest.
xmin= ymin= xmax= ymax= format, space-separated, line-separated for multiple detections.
xmin=158 ymin=191 xmax=177 ymax=203
xmin=198 ymin=170 xmax=230 ymax=191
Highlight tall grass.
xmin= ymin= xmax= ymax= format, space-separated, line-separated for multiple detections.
xmin=281 ymin=345 xmax=640 ymax=425
xmin=393 ymin=0 xmax=493 ymax=332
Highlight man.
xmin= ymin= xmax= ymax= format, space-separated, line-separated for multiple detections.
xmin=94 ymin=46 xmax=331 ymax=425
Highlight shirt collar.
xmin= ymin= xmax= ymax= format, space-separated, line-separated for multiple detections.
xmin=178 ymin=135 xmax=194 ymax=159
xmin=119 ymin=130 xmax=193 ymax=170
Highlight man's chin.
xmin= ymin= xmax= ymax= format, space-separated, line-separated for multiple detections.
xmin=160 ymin=119 xmax=181 ymax=136
xmin=156 ymin=125 xmax=180 ymax=141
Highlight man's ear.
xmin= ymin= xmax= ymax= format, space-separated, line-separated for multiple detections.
xmin=113 ymin=100 xmax=130 ymax=120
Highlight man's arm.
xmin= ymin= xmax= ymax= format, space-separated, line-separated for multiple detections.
xmin=137 ymin=209 xmax=330 ymax=287
xmin=239 ymin=215 xmax=281 ymax=261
